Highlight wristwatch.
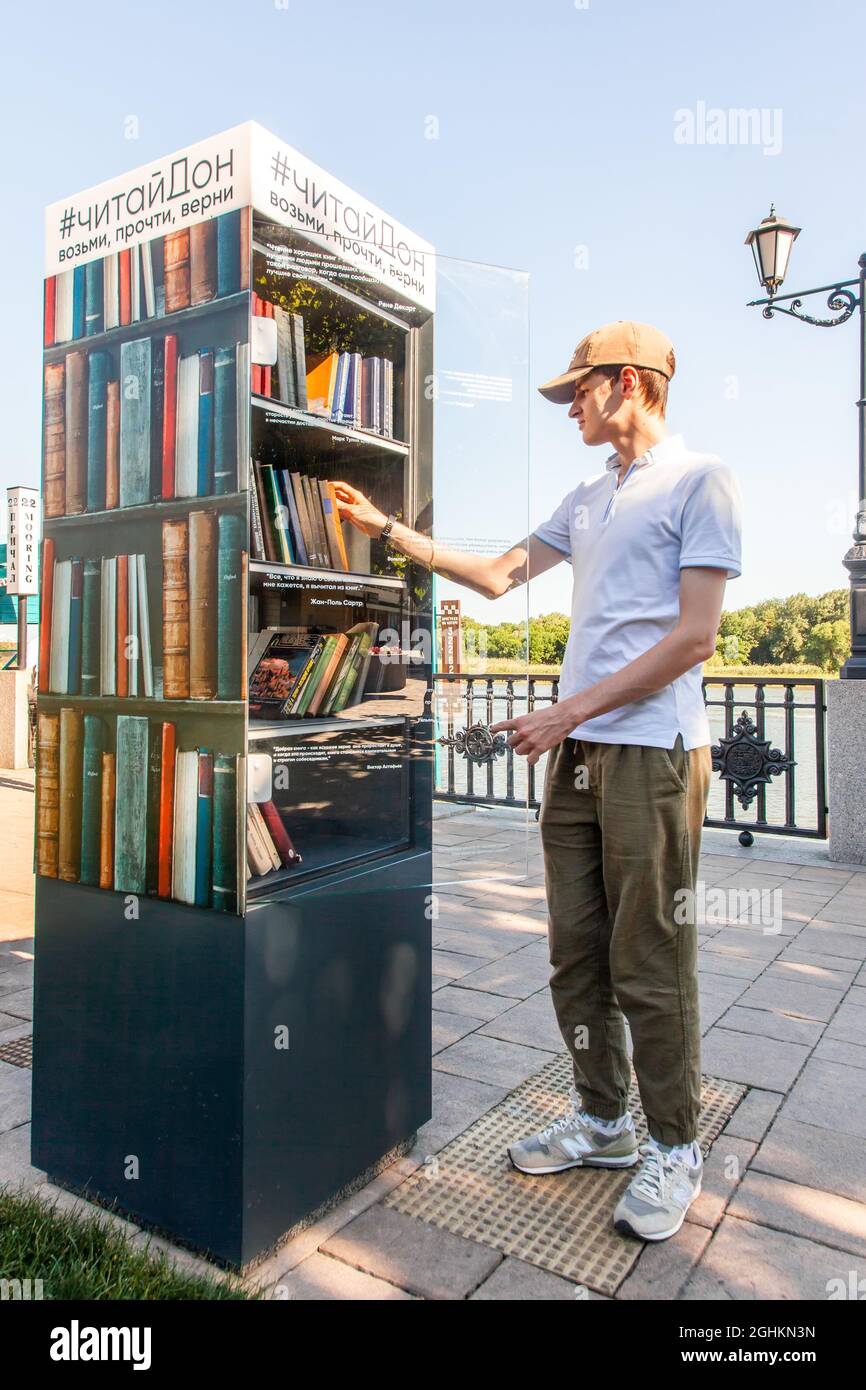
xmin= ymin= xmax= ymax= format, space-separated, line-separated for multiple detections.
xmin=379 ymin=513 xmax=397 ymax=542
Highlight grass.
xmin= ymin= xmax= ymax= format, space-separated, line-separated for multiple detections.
xmin=0 ymin=1188 xmax=252 ymax=1300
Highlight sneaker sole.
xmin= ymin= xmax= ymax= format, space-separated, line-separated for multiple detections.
xmin=613 ymin=1179 xmax=703 ymax=1241
xmin=508 ymin=1147 xmax=640 ymax=1175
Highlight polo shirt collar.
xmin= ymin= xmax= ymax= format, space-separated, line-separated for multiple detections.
xmin=604 ymin=433 xmax=685 ymax=473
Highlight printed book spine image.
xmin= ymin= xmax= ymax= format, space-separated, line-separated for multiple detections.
xmin=114 ymin=714 xmax=148 ymax=894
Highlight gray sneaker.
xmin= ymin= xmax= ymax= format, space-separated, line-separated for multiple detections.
xmin=508 ymin=1088 xmax=639 ymax=1174
xmin=613 ymin=1140 xmax=703 ymax=1240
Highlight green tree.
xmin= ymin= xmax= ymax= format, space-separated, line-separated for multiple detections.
xmin=804 ymin=619 xmax=850 ymax=672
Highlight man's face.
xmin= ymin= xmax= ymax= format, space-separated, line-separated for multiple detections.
xmin=567 ymin=368 xmax=621 ymax=445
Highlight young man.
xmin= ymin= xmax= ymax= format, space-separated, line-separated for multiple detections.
xmin=333 ymin=319 xmax=742 ymax=1242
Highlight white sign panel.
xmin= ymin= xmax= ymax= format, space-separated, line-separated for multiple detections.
xmin=6 ymin=487 xmax=40 ymax=596
xmin=249 ymin=123 xmax=435 ymax=313
xmin=44 ymin=123 xmax=253 ymax=276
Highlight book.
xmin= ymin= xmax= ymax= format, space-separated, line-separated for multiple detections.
xmin=44 ymin=275 xmax=56 ymax=348
xmin=36 ymin=711 xmax=60 ymax=878
xmin=150 ymin=338 xmax=165 ymax=501
xmin=236 ymin=341 xmax=251 ymax=471
xmin=146 ymin=723 xmax=162 ymax=895
xmin=197 ymin=350 xmax=214 ymax=496
xmin=127 ymin=549 xmax=139 ymax=698
xmin=217 ymin=513 xmax=244 ymax=700
xmin=249 ymin=631 xmax=321 ymax=716
xmin=84 ymin=259 xmax=104 ymax=337
xmin=100 ymin=557 xmax=117 ymax=696
xmin=104 ymin=254 xmax=119 ymax=332
xmin=189 ymin=510 xmax=218 ymax=699
xmin=174 ymin=353 xmax=200 ymax=498
xmin=114 ymin=715 xmax=149 ymax=894
xmin=38 ymin=538 xmax=55 ymax=693
xmin=119 ymin=337 xmax=152 ymax=507
xmin=43 ymin=362 xmax=66 ymax=518
xmin=281 ymin=635 xmax=328 ymax=716
xmin=260 ymin=800 xmax=301 ymax=868
xmin=58 ymin=706 xmax=84 ymax=882
xmin=262 ymin=464 xmax=292 ymax=564
xmin=190 ymin=221 xmax=217 ymax=305
xmin=80 ymin=557 xmax=101 ymax=696
xmin=161 ymin=333 xmax=178 ymax=498
xmin=48 ymin=560 xmax=71 ymax=695
xmin=116 ymin=553 xmax=129 ymax=699
xmin=248 ymin=460 xmax=265 ymax=560
xmin=213 ymin=346 xmax=237 ymax=495
xmin=99 ymin=752 xmax=116 ymax=890
xmin=157 ymin=722 xmax=176 ymax=898
xmin=80 ymin=714 xmax=106 ymax=886
xmin=212 ymin=753 xmax=237 ymax=912
xmin=306 ymin=632 xmax=350 ymax=716
xmin=65 ymin=350 xmax=87 ymax=515
xmin=324 ymin=481 xmax=349 ymax=570
xmin=306 ymin=351 xmax=339 ymax=417
xmin=194 ymin=750 xmax=214 ymax=907
xmin=67 ymin=559 xmax=83 ymax=694
xmin=279 ymin=470 xmax=308 ymax=566
xmin=217 ymin=210 xmax=242 ymax=297
xmin=172 ymin=749 xmax=199 ymax=904
xmin=164 ymin=230 xmax=191 ymax=313
xmin=86 ymin=351 xmax=110 ymax=512
xmin=247 ymin=802 xmax=278 ymax=876
xmin=137 ymin=553 xmax=154 ymax=698
xmin=162 ymin=519 xmax=190 ymax=699
xmin=72 ymin=265 xmax=86 ymax=338
xmin=106 ymin=379 xmax=120 ymax=508
xmin=118 ymin=248 xmax=131 ymax=326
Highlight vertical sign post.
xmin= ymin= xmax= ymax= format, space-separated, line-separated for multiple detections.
xmin=6 ymin=486 xmax=39 ymax=669
xmin=439 ymin=598 xmax=462 ymax=674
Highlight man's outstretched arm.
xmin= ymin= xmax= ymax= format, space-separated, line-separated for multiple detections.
xmin=332 ymin=480 xmax=565 ymax=598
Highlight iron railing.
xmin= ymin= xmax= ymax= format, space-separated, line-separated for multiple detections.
xmin=432 ymin=672 xmax=828 ymax=840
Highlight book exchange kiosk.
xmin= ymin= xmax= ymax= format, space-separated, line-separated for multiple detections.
xmin=31 ymin=122 xmax=532 ymax=1265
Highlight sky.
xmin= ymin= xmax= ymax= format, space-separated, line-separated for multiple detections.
xmin=3 ymin=0 xmax=865 ymax=624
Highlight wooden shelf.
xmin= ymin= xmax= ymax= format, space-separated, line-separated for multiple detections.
xmin=252 ymin=395 xmax=409 ymax=454
xmin=43 ymin=291 xmax=248 ymax=360
xmin=43 ymin=491 xmax=247 ymax=530
xmin=38 ymin=694 xmax=244 ymax=717
xmin=249 ymin=558 xmax=407 ymax=589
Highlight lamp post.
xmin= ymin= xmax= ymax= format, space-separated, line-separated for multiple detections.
xmin=745 ymin=207 xmax=866 ymax=679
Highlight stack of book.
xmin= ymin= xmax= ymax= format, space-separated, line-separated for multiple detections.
xmin=38 ymin=511 xmax=245 ymax=703
xmin=39 ymin=540 xmax=154 ymax=698
xmin=35 ymin=710 xmax=241 ymax=912
xmin=248 ymin=621 xmax=379 ymax=718
xmin=306 ymin=350 xmax=394 ymax=437
xmin=161 ymin=510 xmax=246 ymax=701
xmin=251 ymin=293 xmax=307 ymax=407
xmin=246 ymin=801 xmax=301 ymax=878
xmin=43 ymin=336 xmax=251 ymax=517
xmin=44 ymin=209 xmax=249 ymax=344
xmin=249 ymin=295 xmax=395 ymax=439
xmin=250 ymin=461 xmax=371 ymax=571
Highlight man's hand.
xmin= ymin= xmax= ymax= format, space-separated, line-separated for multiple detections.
xmin=490 ymin=700 xmax=583 ymax=766
xmin=331 ymin=481 xmax=387 ymax=537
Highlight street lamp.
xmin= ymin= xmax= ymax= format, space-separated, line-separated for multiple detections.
xmin=745 ymin=208 xmax=866 ymax=679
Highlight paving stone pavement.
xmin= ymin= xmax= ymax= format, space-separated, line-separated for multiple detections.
xmin=2 ymin=783 xmax=866 ymax=1301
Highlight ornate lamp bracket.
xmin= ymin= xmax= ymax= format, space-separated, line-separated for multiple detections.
xmin=750 ymin=280 xmax=860 ymax=327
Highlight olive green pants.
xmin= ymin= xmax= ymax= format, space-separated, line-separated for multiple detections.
xmin=538 ymin=735 xmax=712 ymax=1147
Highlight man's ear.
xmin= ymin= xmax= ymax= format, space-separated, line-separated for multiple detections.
xmin=619 ymin=365 xmax=640 ymax=399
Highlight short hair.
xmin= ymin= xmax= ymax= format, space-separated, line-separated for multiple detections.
xmin=597 ymin=362 xmax=671 ymax=417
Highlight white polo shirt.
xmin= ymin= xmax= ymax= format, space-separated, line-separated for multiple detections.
xmin=533 ymin=433 xmax=743 ymax=749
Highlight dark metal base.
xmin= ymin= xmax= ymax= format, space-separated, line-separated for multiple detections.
xmin=31 ymin=851 xmax=432 ymax=1267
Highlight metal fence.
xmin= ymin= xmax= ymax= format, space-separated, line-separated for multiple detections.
xmin=432 ymin=672 xmax=828 ymax=840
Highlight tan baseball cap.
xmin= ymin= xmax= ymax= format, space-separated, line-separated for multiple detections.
xmin=538 ymin=320 xmax=676 ymax=404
